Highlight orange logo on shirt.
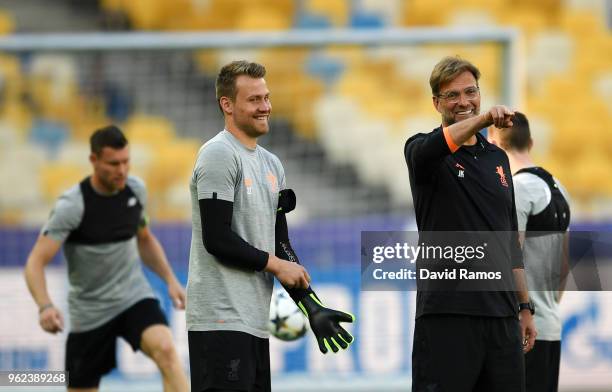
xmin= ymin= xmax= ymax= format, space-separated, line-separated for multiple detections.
xmin=244 ymin=178 xmax=253 ymax=195
xmin=496 ymin=166 xmax=508 ymax=187
xmin=266 ymin=172 xmax=278 ymax=193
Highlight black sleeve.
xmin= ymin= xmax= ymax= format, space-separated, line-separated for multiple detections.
xmin=404 ymin=128 xmax=452 ymax=183
xmin=199 ymin=198 xmax=268 ymax=271
xmin=275 ymin=209 xmax=315 ymax=304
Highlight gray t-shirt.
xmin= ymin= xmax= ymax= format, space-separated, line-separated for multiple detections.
xmin=186 ymin=130 xmax=284 ymax=338
xmin=515 ymin=171 xmax=570 ymax=341
xmin=42 ymin=176 xmax=155 ymax=332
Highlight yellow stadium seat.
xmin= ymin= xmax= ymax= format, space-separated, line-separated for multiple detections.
xmin=574 ymin=33 xmax=612 ymax=75
xmin=565 ymin=152 xmax=612 ymax=199
xmin=499 ymin=9 xmax=548 ymax=36
xmin=193 ymin=50 xmax=222 ymax=75
xmin=0 ymin=99 xmax=32 ymax=133
xmin=255 ymin=0 xmax=294 ymax=18
xmin=305 ymin=0 xmax=350 ymax=26
xmin=186 ymin=0 xmax=243 ymax=30
xmin=28 ymin=55 xmax=79 ymax=123
xmin=123 ymin=114 xmax=176 ymax=147
xmin=120 ymin=0 xmax=165 ymax=30
xmin=100 ymin=0 xmax=123 ymax=12
xmin=549 ymin=100 xmax=611 ymax=158
xmin=145 ymin=139 xmax=199 ymax=195
xmin=543 ymin=76 xmax=590 ymax=102
xmin=449 ymin=10 xmax=496 ymax=27
xmin=560 ymin=9 xmax=607 ymax=36
xmin=115 ymin=0 xmax=193 ymax=30
xmin=256 ymin=48 xmax=329 ymax=137
xmin=335 ymin=69 xmax=379 ymax=100
xmin=235 ymin=8 xmax=292 ymax=31
xmin=402 ymin=0 xmax=450 ymax=26
xmin=452 ymin=0 xmax=505 ymax=8
xmin=594 ymin=73 xmax=612 ymax=116
xmin=65 ymin=98 xmax=111 ymax=142
xmin=0 ymin=55 xmax=22 ymax=99
xmin=191 ymin=13 xmax=235 ymax=30
xmin=40 ymin=163 xmax=88 ymax=201
xmin=0 ymin=9 xmax=15 ymax=35
xmin=289 ymin=79 xmax=325 ymax=138
xmin=266 ymin=72 xmax=324 ymax=139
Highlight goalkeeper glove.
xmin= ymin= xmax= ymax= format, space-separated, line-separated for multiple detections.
xmin=298 ymin=293 xmax=355 ymax=354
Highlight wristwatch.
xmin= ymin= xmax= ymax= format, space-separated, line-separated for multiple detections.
xmin=518 ymin=301 xmax=535 ymax=315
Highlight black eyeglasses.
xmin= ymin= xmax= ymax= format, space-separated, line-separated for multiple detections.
xmin=436 ymin=86 xmax=480 ymax=103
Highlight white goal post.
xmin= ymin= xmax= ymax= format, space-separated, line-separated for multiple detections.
xmin=0 ymin=28 xmax=520 ymax=105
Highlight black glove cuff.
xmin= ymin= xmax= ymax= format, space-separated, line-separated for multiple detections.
xmin=298 ymin=292 xmax=323 ymax=317
xmin=278 ymin=189 xmax=296 ymax=213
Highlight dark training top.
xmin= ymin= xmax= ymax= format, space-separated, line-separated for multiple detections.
xmin=514 ymin=167 xmax=570 ymax=235
xmin=514 ymin=166 xmax=571 ymax=340
xmin=405 ymin=126 xmax=523 ymax=318
xmin=67 ymin=178 xmax=144 ymax=244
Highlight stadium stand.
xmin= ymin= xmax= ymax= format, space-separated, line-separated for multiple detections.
xmin=1 ymin=3 xmax=612 ymax=392
xmin=0 ymin=0 xmax=610 ymax=225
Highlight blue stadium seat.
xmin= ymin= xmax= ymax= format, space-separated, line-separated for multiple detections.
xmin=29 ymin=119 xmax=69 ymax=160
xmin=295 ymin=12 xmax=332 ymax=29
xmin=305 ymin=54 xmax=345 ymax=85
xmin=350 ymin=11 xmax=385 ymax=28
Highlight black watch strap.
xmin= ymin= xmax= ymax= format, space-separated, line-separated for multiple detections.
xmin=518 ymin=301 xmax=535 ymax=315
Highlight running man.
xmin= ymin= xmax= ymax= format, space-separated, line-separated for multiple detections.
xmin=25 ymin=125 xmax=189 ymax=392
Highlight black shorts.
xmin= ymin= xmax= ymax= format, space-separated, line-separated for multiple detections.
xmin=65 ymin=298 xmax=168 ymax=388
xmin=525 ymin=340 xmax=561 ymax=392
xmin=412 ymin=314 xmax=525 ymax=392
xmin=188 ymin=330 xmax=271 ymax=392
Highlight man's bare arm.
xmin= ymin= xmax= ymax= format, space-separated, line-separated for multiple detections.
xmin=137 ymin=226 xmax=186 ymax=309
xmin=24 ymin=235 xmax=64 ymax=333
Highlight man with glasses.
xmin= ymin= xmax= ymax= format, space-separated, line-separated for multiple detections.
xmin=404 ymin=56 xmax=537 ymax=391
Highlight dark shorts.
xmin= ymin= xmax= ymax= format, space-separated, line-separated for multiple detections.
xmin=188 ymin=330 xmax=271 ymax=392
xmin=525 ymin=340 xmax=561 ymax=392
xmin=65 ymin=298 xmax=168 ymax=388
xmin=412 ymin=314 xmax=525 ymax=392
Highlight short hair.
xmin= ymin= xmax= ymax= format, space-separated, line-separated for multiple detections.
xmin=429 ymin=56 xmax=481 ymax=96
xmin=502 ymin=111 xmax=531 ymax=151
xmin=90 ymin=125 xmax=128 ymax=155
xmin=215 ymin=60 xmax=266 ymax=112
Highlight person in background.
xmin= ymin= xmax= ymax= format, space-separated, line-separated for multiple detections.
xmin=489 ymin=111 xmax=571 ymax=392
xmin=25 ymin=125 xmax=188 ymax=392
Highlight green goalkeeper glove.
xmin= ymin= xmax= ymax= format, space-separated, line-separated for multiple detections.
xmin=298 ymin=293 xmax=355 ymax=354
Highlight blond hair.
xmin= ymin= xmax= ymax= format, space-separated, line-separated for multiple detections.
xmin=215 ymin=60 xmax=266 ymax=111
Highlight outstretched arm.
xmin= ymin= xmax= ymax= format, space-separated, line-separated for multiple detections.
xmin=137 ymin=226 xmax=186 ymax=309
xmin=445 ymin=105 xmax=515 ymax=147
